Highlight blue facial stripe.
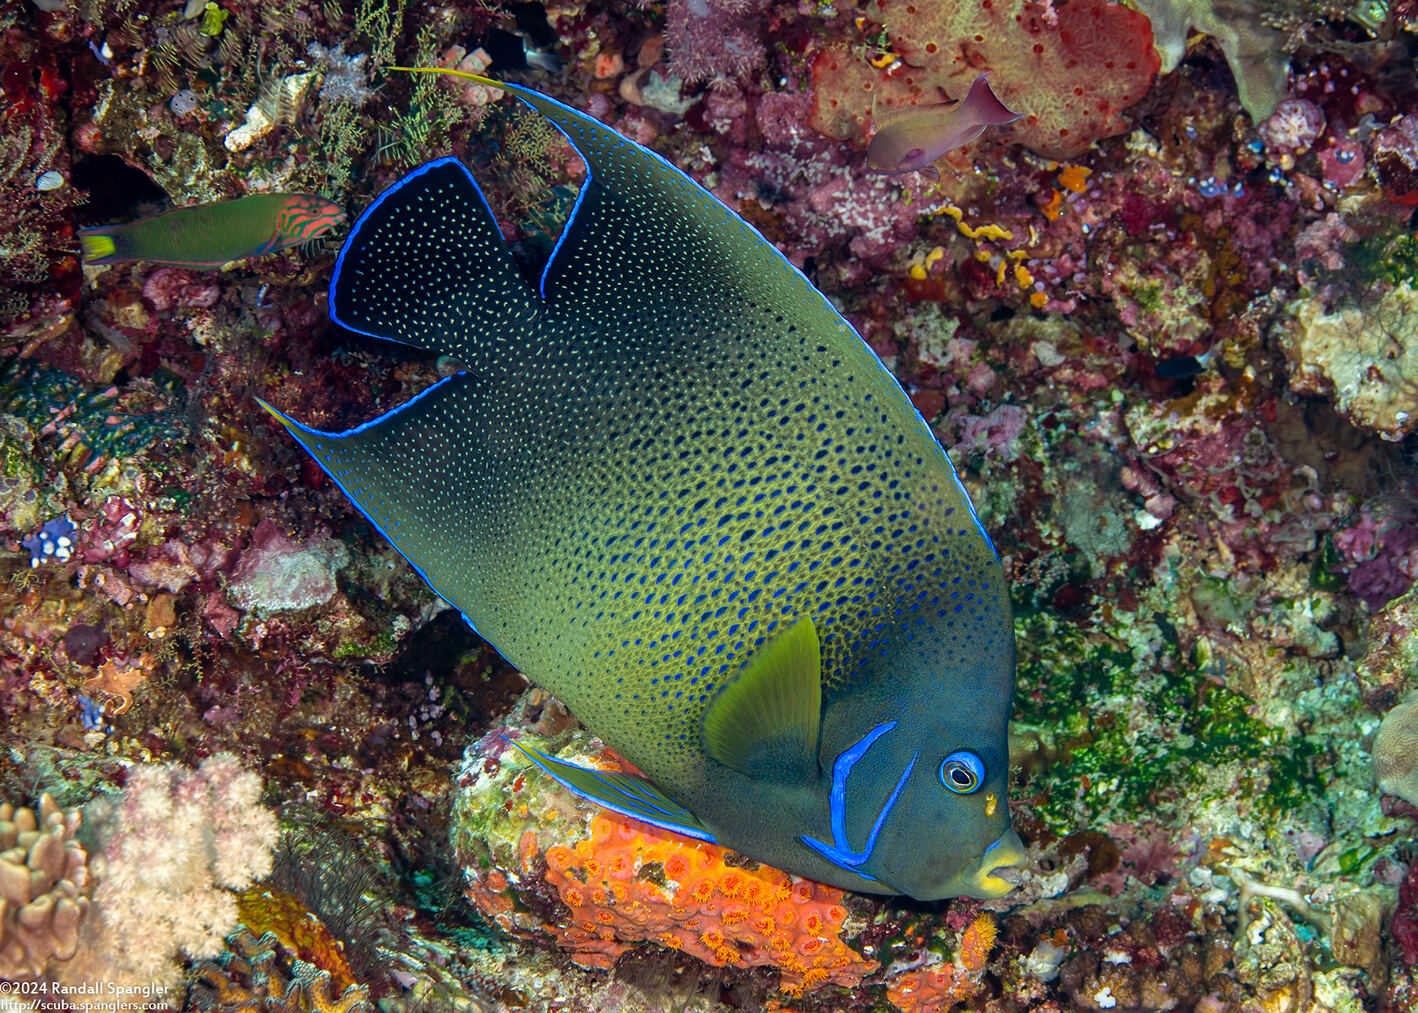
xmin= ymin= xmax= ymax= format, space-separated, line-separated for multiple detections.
xmin=800 ymin=721 xmax=918 ymax=872
xmin=828 ymin=721 xmax=894 ymax=849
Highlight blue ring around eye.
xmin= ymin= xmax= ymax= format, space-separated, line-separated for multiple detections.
xmin=939 ymin=750 xmax=985 ymax=793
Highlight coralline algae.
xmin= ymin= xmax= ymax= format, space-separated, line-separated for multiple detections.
xmin=227 ymin=518 xmax=350 ymax=614
xmin=1280 ymin=283 xmax=1418 ymax=441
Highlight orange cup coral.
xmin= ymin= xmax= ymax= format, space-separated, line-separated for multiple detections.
xmin=455 ymin=734 xmax=878 ymax=996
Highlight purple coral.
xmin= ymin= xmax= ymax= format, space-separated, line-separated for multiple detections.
xmin=711 ymin=89 xmax=922 ymax=275
xmin=1258 ymin=98 xmax=1326 ymax=155
xmin=952 ymin=405 xmax=1030 ymax=461
xmin=1334 ymin=506 xmax=1418 ymax=608
xmin=666 ymin=0 xmax=769 ymax=82
xmin=1294 ymin=212 xmax=1358 ymax=279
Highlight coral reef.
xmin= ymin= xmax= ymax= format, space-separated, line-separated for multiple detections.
xmin=51 ymin=754 xmax=279 ymax=1003
xmin=449 ymin=694 xmax=1008 ymax=1008
xmin=1375 ymin=695 xmax=1418 ymax=805
xmin=1130 ymin=0 xmax=1290 ymax=122
xmin=0 ymin=0 xmax=1416 ymax=1009
xmin=187 ymin=926 xmax=371 ymax=1013
xmin=450 ymin=699 xmax=879 ymax=1001
xmin=1278 ymin=282 xmax=1418 ymax=441
xmin=810 ymin=0 xmax=1161 ymax=160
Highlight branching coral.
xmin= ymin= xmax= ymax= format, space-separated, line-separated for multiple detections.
xmin=0 ymin=794 xmax=92 ymax=980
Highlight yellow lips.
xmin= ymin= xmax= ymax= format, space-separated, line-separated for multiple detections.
xmin=965 ymin=828 xmax=1027 ymax=898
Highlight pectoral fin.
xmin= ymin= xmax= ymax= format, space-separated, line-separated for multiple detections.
xmin=701 ymin=616 xmax=822 ymax=782
xmin=512 ymin=741 xmax=717 ymax=843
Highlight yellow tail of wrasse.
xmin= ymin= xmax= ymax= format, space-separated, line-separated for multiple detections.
xmin=79 ymin=234 xmax=117 ymax=261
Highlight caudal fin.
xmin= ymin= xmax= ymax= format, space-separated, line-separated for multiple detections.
xmin=77 ymin=226 xmax=128 ymax=266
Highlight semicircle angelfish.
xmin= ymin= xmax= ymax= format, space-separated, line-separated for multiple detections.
xmin=259 ymin=75 xmax=1025 ymax=901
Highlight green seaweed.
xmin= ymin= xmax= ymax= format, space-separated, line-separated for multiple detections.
xmin=1015 ymin=609 xmax=1322 ymax=832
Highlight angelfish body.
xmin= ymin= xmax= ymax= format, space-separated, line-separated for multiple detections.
xmin=263 ymin=76 xmax=1024 ymax=900
xmin=78 ymin=192 xmax=344 ymax=268
xmin=865 ymin=73 xmax=1022 ymax=179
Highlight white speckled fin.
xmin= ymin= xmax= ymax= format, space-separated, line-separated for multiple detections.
xmin=327 ymin=156 xmax=543 ymax=365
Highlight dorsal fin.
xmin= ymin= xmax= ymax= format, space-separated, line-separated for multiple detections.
xmin=327 ymin=157 xmax=543 ymax=366
xmin=388 ymin=69 xmax=851 ymax=339
xmin=701 ymin=616 xmax=822 ymax=782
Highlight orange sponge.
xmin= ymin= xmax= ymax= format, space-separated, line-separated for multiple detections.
xmin=541 ymin=812 xmax=877 ymax=995
xmin=454 ymin=725 xmax=998 ymax=1007
xmin=456 ymin=738 xmax=877 ymax=996
xmin=886 ymin=914 xmax=997 ymax=1013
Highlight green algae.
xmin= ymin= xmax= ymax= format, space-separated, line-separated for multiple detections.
xmin=1014 ymin=608 xmax=1322 ymax=833
xmin=1342 ymin=226 xmax=1418 ymax=290
xmin=0 ymin=358 xmax=178 ymax=466
xmin=0 ymin=427 xmax=41 ymax=482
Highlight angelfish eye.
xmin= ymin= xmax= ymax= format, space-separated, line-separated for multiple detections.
xmin=939 ymin=751 xmax=985 ymax=793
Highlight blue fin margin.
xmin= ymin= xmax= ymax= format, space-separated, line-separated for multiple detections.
xmin=511 ymin=739 xmax=717 ymax=844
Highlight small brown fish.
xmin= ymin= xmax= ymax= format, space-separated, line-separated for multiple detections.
xmin=78 ymin=193 xmax=344 ymax=268
xmin=865 ymin=73 xmax=1022 ymax=180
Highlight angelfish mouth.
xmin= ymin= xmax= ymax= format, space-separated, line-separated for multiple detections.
xmin=966 ymin=829 xmax=1028 ymax=897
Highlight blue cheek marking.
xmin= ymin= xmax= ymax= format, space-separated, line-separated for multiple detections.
xmin=800 ymin=721 xmax=918 ymax=876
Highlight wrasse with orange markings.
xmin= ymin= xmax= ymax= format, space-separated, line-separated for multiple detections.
xmin=78 ymin=193 xmax=344 ymax=268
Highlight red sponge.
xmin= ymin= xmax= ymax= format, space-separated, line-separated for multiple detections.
xmin=810 ymin=0 xmax=1160 ymax=161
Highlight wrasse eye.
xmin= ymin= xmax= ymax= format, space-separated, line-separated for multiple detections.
xmin=939 ymin=751 xmax=984 ymax=793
